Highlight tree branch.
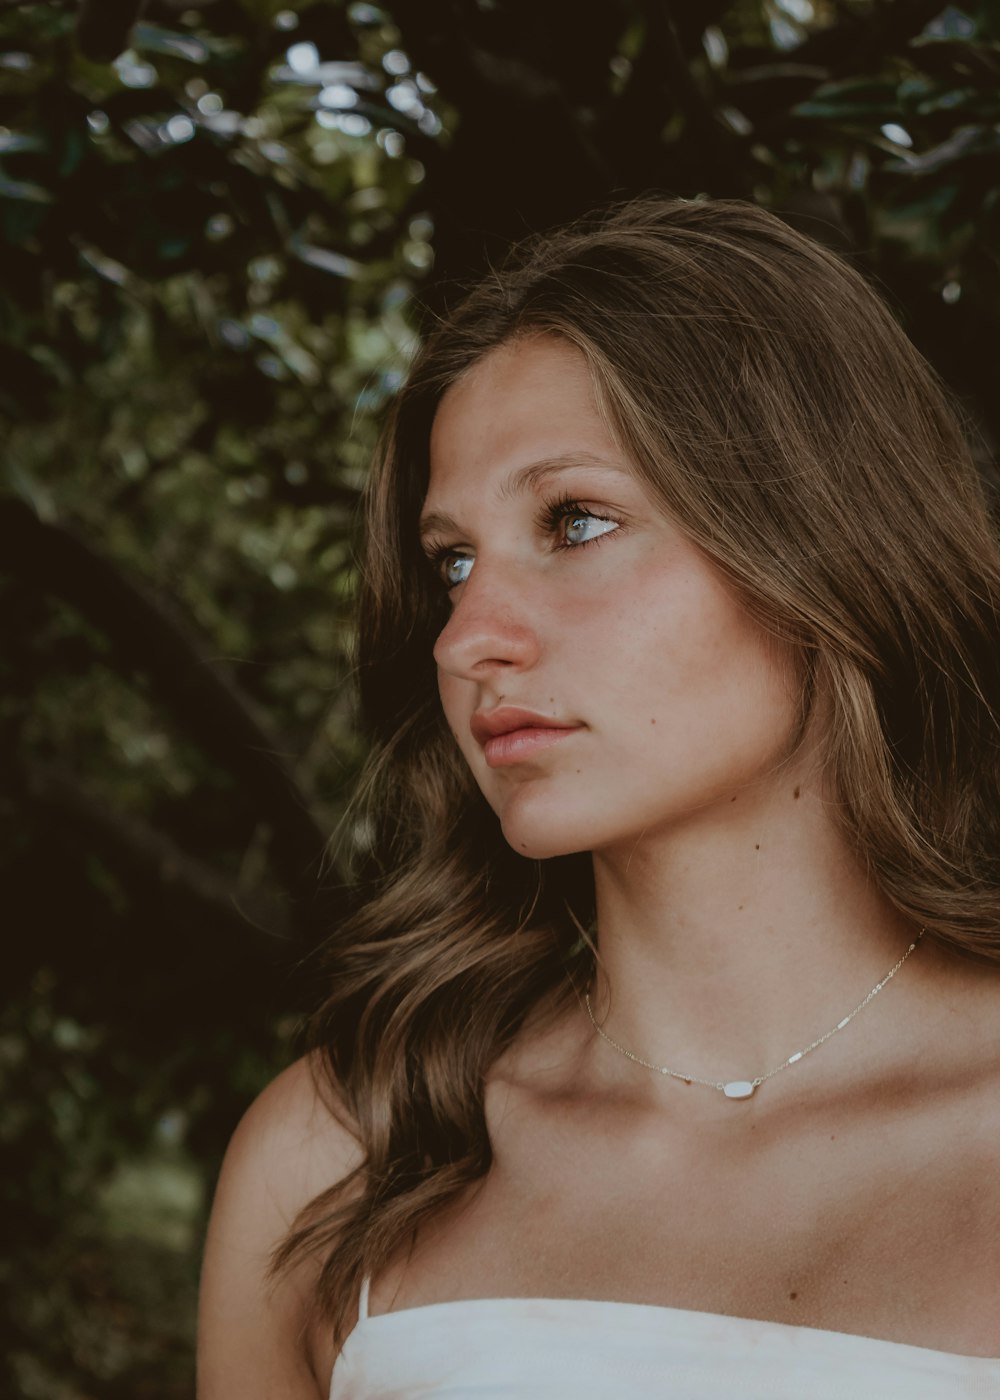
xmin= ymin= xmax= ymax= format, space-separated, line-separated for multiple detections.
xmin=0 ymin=498 xmax=343 ymax=937
xmin=654 ymin=0 xmax=755 ymax=197
xmin=20 ymin=759 xmax=293 ymax=944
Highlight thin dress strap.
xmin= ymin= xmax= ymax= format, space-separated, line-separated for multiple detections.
xmin=357 ymin=1275 xmax=371 ymax=1324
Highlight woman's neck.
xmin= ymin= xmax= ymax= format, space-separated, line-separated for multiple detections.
xmin=588 ymin=770 xmax=923 ymax=1089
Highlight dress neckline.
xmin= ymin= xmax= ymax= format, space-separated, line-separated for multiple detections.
xmin=356 ymin=1285 xmax=1000 ymax=1366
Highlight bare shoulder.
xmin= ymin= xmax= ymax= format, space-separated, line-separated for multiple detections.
xmin=197 ymin=1051 xmax=363 ymax=1400
xmin=216 ymin=1049 xmax=361 ymax=1203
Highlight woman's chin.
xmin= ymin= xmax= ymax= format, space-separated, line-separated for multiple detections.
xmin=497 ymin=808 xmax=595 ymax=862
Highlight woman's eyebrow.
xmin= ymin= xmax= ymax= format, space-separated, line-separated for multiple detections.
xmin=497 ymin=452 xmax=628 ymax=502
xmin=419 ymin=454 xmax=629 ymax=544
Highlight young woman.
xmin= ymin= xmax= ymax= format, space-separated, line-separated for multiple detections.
xmin=197 ymin=197 xmax=1000 ymax=1398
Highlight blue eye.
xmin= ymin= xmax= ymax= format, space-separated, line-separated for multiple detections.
xmin=563 ymin=514 xmax=619 ymax=545
xmin=542 ymin=495 xmax=621 ymax=547
xmin=427 ymin=497 xmax=620 ymax=591
xmin=440 ymin=552 xmax=474 ymax=588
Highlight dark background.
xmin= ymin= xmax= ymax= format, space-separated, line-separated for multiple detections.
xmin=2 ymin=0 xmax=998 ymax=1393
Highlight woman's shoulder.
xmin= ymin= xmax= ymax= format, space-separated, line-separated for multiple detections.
xmin=197 ymin=1052 xmax=363 ymax=1399
xmin=225 ymin=1050 xmax=361 ymax=1195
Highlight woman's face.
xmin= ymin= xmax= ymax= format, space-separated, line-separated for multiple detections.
xmin=422 ymin=334 xmax=804 ymax=861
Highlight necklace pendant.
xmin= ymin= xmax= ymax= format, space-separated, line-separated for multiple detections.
xmin=723 ymin=1080 xmax=756 ymax=1100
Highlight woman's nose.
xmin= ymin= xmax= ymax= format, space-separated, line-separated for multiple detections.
xmin=432 ymin=564 xmax=541 ymax=681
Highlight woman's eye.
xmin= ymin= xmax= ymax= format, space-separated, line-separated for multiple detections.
xmin=429 ymin=505 xmax=618 ymax=588
xmin=440 ymin=552 xmax=474 ymax=588
xmin=562 ymin=513 xmax=619 ymax=546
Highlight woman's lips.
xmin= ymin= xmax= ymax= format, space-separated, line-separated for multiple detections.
xmin=482 ymin=725 xmax=581 ymax=768
xmin=470 ymin=707 xmax=583 ymax=768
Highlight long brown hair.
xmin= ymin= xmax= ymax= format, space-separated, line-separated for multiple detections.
xmin=271 ymin=196 xmax=1000 ymax=1342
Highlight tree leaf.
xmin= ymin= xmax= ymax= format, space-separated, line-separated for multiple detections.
xmin=132 ymin=23 xmax=211 ymax=66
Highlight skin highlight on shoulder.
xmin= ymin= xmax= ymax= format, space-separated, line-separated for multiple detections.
xmin=197 ymin=1053 xmax=363 ymax=1400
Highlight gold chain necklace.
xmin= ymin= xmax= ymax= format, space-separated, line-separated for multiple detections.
xmin=584 ymin=929 xmax=925 ymax=1100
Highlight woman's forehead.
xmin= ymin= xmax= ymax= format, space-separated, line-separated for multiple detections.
xmin=427 ymin=338 xmax=615 ymax=483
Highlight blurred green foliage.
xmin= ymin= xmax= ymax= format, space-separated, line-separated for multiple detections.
xmin=2 ymin=0 xmax=998 ymax=1394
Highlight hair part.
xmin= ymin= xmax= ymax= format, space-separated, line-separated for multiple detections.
xmin=269 ymin=196 xmax=1000 ymax=1344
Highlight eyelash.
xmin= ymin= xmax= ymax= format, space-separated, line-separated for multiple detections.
xmin=427 ymin=493 xmax=622 ymax=590
xmin=540 ymin=494 xmax=618 ymax=549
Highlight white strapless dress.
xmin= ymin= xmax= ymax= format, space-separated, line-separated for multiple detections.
xmin=329 ymin=1281 xmax=1000 ymax=1398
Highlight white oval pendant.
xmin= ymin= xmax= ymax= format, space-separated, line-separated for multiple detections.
xmin=723 ymin=1080 xmax=756 ymax=1099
